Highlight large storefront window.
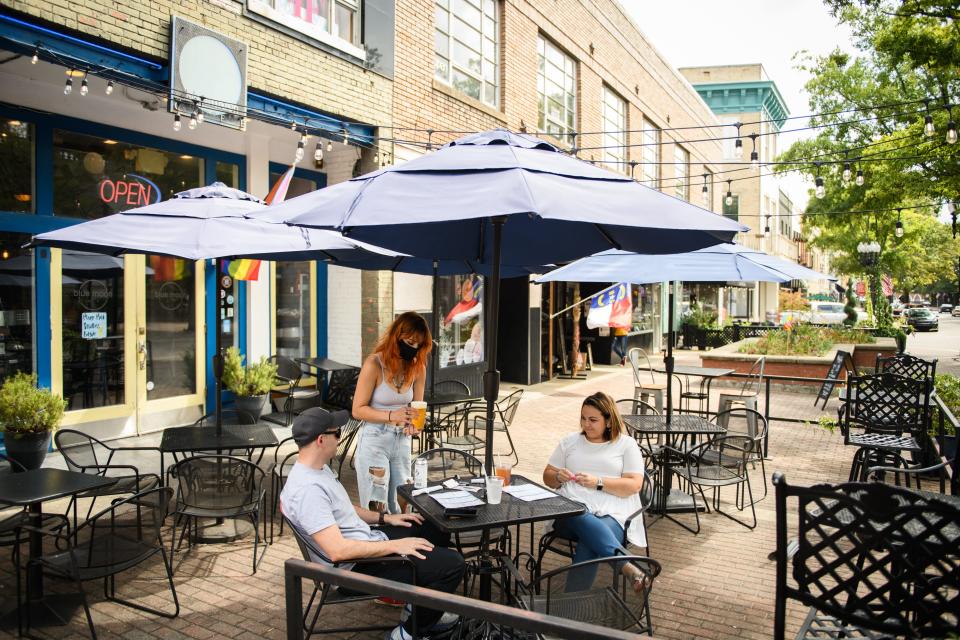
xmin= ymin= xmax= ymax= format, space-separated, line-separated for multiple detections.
xmin=52 ymin=131 xmax=204 ymax=219
xmin=61 ymin=251 xmax=125 ymax=410
xmin=631 ymin=284 xmax=660 ymax=333
xmin=437 ymin=274 xmax=483 ymax=368
xmin=0 ymin=232 xmax=34 ymax=383
xmin=0 ymin=120 xmax=34 ymax=213
xmin=146 ymin=256 xmax=196 ymax=400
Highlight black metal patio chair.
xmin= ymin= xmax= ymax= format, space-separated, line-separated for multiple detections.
xmin=841 ymin=372 xmax=931 ymax=485
xmin=54 ymin=429 xmax=161 ymax=529
xmin=772 ymin=473 xmax=960 ymax=640
xmin=15 ymin=487 xmax=178 ymax=640
xmin=708 ymin=408 xmax=769 ymax=501
xmin=169 ymin=455 xmax=268 ymax=573
xmin=264 ymin=355 xmax=320 ymax=426
xmin=875 ymin=352 xmax=937 ymax=381
xmin=666 ymin=434 xmax=757 ymax=534
xmin=503 ymin=552 xmax=661 ymax=637
xmin=284 ymin=514 xmax=419 ymax=638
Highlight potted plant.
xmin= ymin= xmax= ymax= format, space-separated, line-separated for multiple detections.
xmin=222 ymin=347 xmax=279 ymax=420
xmin=0 ymin=373 xmax=67 ymax=470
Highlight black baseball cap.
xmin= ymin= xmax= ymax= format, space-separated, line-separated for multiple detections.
xmin=292 ymin=408 xmax=351 ymax=446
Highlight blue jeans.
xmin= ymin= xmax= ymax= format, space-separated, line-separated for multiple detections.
xmin=612 ymin=335 xmax=628 ymax=360
xmin=551 ymin=512 xmax=625 ymax=591
xmin=355 ymin=423 xmax=412 ymax=514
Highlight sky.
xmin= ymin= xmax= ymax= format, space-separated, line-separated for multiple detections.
xmin=624 ymin=0 xmax=859 ymax=206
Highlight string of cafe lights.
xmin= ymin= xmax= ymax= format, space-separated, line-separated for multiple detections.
xmin=30 ymin=42 xmax=958 ymax=199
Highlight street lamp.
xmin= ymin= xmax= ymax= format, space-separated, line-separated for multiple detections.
xmin=857 ymin=240 xmax=881 ymax=266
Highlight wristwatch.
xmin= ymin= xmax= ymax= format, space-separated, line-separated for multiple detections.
xmin=378 ymin=511 xmax=386 ymax=525
xmin=596 ymin=477 xmax=604 ymax=492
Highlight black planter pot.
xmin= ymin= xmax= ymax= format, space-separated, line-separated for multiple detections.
xmin=895 ymin=333 xmax=907 ymax=353
xmin=4 ymin=431 xmax=52 ymax=471
xmin=234 ymin=394 xmax=268 ymax=421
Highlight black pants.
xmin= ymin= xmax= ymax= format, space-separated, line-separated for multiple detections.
xmin=347 ymin=521 xmax=465 ymax=633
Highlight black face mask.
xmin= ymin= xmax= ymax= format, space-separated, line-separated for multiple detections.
xmin=398 ymin=339 xmax=419 ymax=361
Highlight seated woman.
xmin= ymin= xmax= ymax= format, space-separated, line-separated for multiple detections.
xmin=542 ymin=391 xmax=647 ymax=592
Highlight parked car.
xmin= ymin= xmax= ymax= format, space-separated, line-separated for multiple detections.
xmin=891 ymin=301 xmax=904 ymax=317
xmin=939 ymin=303 xmax=953 ymax=314
xmin=805 ymin=301 xmax=853 ymax=325
xmin=904 ymin=307 xmax=939 ymax=331
xmin=953 ymin=306 xmax=960 ymax=318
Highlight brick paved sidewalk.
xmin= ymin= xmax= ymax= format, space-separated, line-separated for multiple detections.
xmin=0 ymin=360 xmax=883 ymax=640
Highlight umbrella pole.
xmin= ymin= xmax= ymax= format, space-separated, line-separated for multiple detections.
xmin=483 ymin=218 xmax=505 ymax=475
xmin=431 ymin=260 xmax=438 ymax=401
xmin=665 ymin=281 xmax=675 ymax=424
xmin=214 ymin=257 xmax=224 ymax=436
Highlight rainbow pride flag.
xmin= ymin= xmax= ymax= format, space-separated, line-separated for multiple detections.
xmin=150 ymin=255 xmax=189 ymax=281
xmin=222 ymin=259 xmax=262 ymax=281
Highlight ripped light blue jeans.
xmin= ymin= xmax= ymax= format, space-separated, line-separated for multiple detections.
xmin=355 ymin=422 xmax=412 ymax=514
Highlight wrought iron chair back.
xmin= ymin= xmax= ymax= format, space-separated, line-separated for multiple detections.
xmin=56 ymin=429 xmax=109 ymax=475
xmin=844 ymin=372 xmax=930 ymax=436
xmin=773 ymin=473 xmax=960 ymax=639
xmin=616 ymin=398 xmax=661 ymax=417
xmin=506 ymin=553 xmax=661 ymax=637
xmin=498 ymin=388 xmax=524 ymax=426
xmin=876 ymin=352 xmax=937 ymax=382
xmin=322 ymin=367 xmax=360 ymax=411
xmin=172 ymin=455 xmax=265 ymax=512
xmin=628 ymin=348 xmax=657 ymax=386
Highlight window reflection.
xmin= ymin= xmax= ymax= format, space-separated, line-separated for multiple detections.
xmin=53 ymin=131 xmax=204 ymax=219
xmin=146 ymin=256 xmax=196 ymax=400
xmin=0 ymin=232 xmax=34 ymax=383
xmin=61 ymin=251 xmax=125 ymax=410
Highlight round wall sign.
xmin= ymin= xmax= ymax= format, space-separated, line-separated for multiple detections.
xmin=178 ymin=35 xmax=243 ymax=109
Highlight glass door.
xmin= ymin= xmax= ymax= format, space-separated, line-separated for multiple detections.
xmin=54 ymin=251 xmax=205 ymax=432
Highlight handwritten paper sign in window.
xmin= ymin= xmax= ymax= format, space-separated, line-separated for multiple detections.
xmin=81 ymin=312 xmax=107 ymax=340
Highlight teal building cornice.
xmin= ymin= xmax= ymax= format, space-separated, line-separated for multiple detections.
xmin=691 ymin=81 xmax=789 ymax=130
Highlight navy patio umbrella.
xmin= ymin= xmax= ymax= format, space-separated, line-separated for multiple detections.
xmin=261 ymin=129 xmax=747 ymax=470
xmin=535 ymin=245 xmax=834 ymax=420
xmin=30 ymin=183 xmax=401 ymax=433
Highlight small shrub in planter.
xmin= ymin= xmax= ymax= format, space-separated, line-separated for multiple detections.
xmin=0 ymin=373 xmax=67 ymax=469
xmin=221 ymin=347 xmax=279 ymax=419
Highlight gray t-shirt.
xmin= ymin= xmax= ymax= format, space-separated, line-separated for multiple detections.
xmin=281 ymin=462 xmax=387 ymax=565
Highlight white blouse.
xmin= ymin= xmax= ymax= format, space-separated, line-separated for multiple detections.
xmin=546 ymin=432 xmax=647 ymax=547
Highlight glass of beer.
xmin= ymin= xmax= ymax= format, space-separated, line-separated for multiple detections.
xmin=410 ymin=400 xmax=427 ymax=432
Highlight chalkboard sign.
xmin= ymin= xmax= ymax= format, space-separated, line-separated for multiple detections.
xmin=815 ymin=350 xmax=853 ymax=409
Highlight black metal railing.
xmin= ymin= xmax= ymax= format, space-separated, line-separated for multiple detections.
xmin=284 ymin=559 xmax=642 ymax=640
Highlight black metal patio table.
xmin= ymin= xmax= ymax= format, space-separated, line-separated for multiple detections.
xmin=0 ymin=468 xmax=116 ymax=629
xmin=397 ymin=474 xmax=585 ymax=602
xmin=623 ymin=414 xmax=726 ymax=517
xmin=296 ymin=356 xmax=354 ymax=392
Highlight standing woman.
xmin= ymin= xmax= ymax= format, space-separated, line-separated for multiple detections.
xmin=353 ymin=312 xmax=432 ymax=515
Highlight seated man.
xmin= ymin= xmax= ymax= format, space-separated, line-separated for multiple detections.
xmin=281 ymin=407 xmax=465 ymax=640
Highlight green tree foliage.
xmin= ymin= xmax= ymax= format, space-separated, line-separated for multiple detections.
xmin=779 ymin=1 xmax=960 ymax=297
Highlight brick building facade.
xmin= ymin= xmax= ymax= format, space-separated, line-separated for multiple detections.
xmin=0 ymin=0 xmax=731 ymax=438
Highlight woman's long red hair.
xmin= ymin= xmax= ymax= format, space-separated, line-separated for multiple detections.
xmin=375 ymin=311 xmax=433 ymax=385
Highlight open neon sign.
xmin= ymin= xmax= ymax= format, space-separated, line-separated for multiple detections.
xmin=98 ymin=174 xmax=161 ymax=207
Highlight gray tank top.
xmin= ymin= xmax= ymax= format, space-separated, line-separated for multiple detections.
xmin=369 ymin=355 xmax=414 ymax=415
